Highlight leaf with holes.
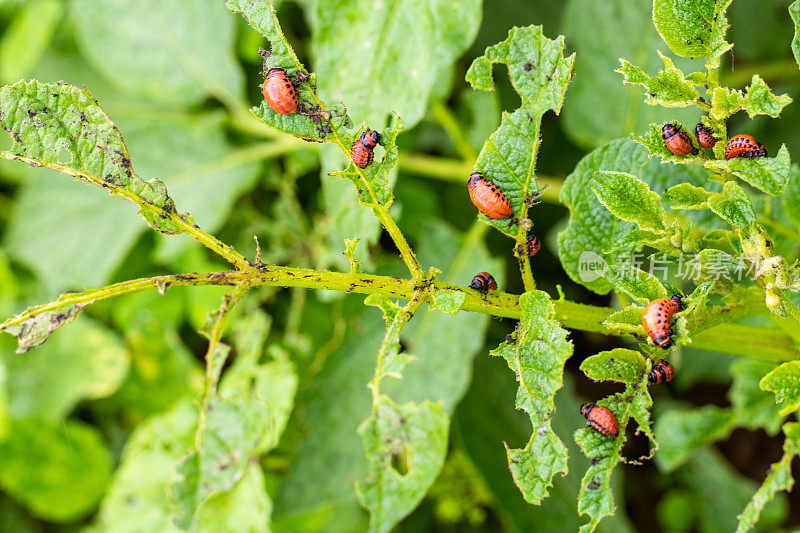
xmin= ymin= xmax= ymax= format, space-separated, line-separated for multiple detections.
xmin=591 ymin=171 xmax=667 ymax=231
xmin=170 ymin=397 xmax=273 ymax=529
xmin=736 ymin=422 xmax=800 ymax=533
xmin=330 ymin=116 xmax=403 ymax=208
xmin=0 ymin=80 xmax=192 ymax=234
xmin=616 ymin=53 xmax=700 ymax=108
xmin=228 ymin=0 xmax=349 ymax=142
xmin=653 ymin=0 xmax=733 ymax=68
xmin=1 ymin=301 xmax=89 ymax=354
xmin=466 ymin=25 xmax=575 ymax=236
xmin=709 ymin=76 xmax=791 ymax=119
xmin=356 ymin=395 xmax=448 ymax=533
xmin=760 ymin=361 xmax=800 ymax=416
xmin=576 ymin=373 xmax=653 ymax=532
xmin=490 ymin=291 xmax=573 ymax=504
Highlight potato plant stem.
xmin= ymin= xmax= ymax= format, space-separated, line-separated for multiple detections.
xmin=2 ymin=265 xmax=796 ymax=364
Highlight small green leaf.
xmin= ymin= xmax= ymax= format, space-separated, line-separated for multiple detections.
xmin=604 ymin=264 xmax=667 ymax=304
xmin=760 ymin=361 xmax=800 ymax=416
xmin=592 ymin=171 xmax=667 ymax=231
xmin=710 ymin=86 xmax=744 ymax=120
xmin=171 ymin=397 xmax=273 ymax=529
xmin=736 ymin=422 xmax=800 ymax=533
xmin=429 ymin=290 xmax=466 ymax=315
xmin=356 ymin=396 xmax=449 ymax=533
xmin=791 ymin=1 xmax=800 ymax=69
xmin=652 ymin=0 xmax=732 ymax=66
xmin=605 ymin=229 xmax=669 ymax=253
xmin=2 ymin=302 xmax=88 ymax=354
xmin=666 ymin=183 xmax=712 ymax=209
xmin=330 ymin=117 xmax=403 ymax=207
xmin=616 ymin=53 xmax=700 ymax=108
xmin=707 ymin=181 xmax=757 ymax=227
xmin=602 ymin=305 xmax=646 ymax=336
xmin=490 ymin=291 xmax=573 ymax=504
xmin=580 ymin=349 xmax=648 ymax=384
xmin=364 ymin=294 xmax=415 ymax=385
xmin=0 ymin=419 xmax=112 ymax=522
xmin=467 ymin=25 xmax=575 ymax=236
xmin=576 ymin=376 xmax=654 ymax=532
xmin=741 ymin=75 xmax=792 ymax=118
xmin=0 ymin=80 xmax=193 ymax=234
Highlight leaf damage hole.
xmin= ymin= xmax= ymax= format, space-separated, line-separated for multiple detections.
xmin=56 ymin=148 xmax=72 ymax=164
xmin=389 ymin=443 xmax=412 ymax=477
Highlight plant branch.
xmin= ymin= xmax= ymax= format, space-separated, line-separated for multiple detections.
xmin=3 ymin=264 xmax=796 ymax=363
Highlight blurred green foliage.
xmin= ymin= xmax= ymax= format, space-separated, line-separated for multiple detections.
xmin=0 ymin=0 xmax=799 ymax=532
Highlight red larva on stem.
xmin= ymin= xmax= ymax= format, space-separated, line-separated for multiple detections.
xmin=725 ymin=134 xmax=767 ymax=160
xmin=649 ymin=359 xmax=675 ymax=384
xmin=351 ymin=129 xmax=381 ymax=168
xmin=469 ymin=271 xmax=497 ymax=295
xmin=695 ymin=123 xmax=718 ymax=149
xmin=467 ymin=172 xmax=514 ymax=219
xmin=642 ymin=294 xmax=683 ymax=349
xmin=525 ymin=234 xmax=541 ymax=257
xmin=262 ymin=68 xmax=298 ymax=115
xmin=580 ymin=403 xmax=619 ymax=438
xmin=662 ymin=124 xmax=698 ymax=156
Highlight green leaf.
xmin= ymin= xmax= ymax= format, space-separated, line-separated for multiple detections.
xmin=655 ymin=405 xmax=734 ymax=472
xmin=561 ymin=0 xmax=698 ymax=148
xmin=653 ymin=0 xmax=733 ymax=68
xmin=736 ymin=422 xmax=800 ymax=533
xmin=602 ymin=306 xmax=646 ymax=336
xmin=576 ymin=376 xmax=653 ymax=532
xmin=665 ymin=183 xmax=712 ymax=209
xmin=580 ymin=349 xmax=648 ymax=384
xmin=0 ymin=80 xmax=193 ymax=234
xmin=707 ymin=181 xmax=757 ymax=227
xmin=356 ymin=396 xmax=448 ymax=533
xmin=782 ymin=165 xmax=800 ymax=228
xmin=310 ymin=0 xmax=481 ymax=129
xmin=604 ymin=264 xmax=667 ymax=304
xmin=467 ymin=25 xmax=575 ymax=236
xmin=591 ymin=171 xmax=667 ymax=231
xmin=364 ymin=293 xmax=415 ymax=386
xmin=429 ymin=289 xmax=466 ymax=315
xmin=171 ymin=397 xmax=272 ymax=529
xmin=616 ymin=53 xmax=700 ymax=108
xmin=490 ymin=291 xmax=573 ymax=504
xmin=0 ymin=0 xmax=63 ymax=84
xmin=709 ymin=76 xmax=792 ymax=120
xmin=0 ymin=418 xmax=111 ymax=522
xmin=759 ymin=360 xmax=800 ymax=416
xmin=194 ymin=463 xmax=271 ymax=533
xmin=741 ymin=75 xmax=792 ymax=118
xmin=1 ymin=317 xmax=128 ymax=422
xmin=330 ymin=117 xmax=403 ymax=208
xmin=791 ymin=1 xmax=800 ymax=69
xmin=71 ymin=0 xmax=242 ymax=107
xmin=634 ymin=123 xmax=791 ymax=195
xmin=558 ymin=138 xmax=709 ymax=294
